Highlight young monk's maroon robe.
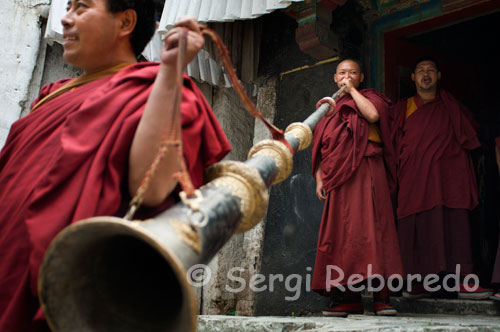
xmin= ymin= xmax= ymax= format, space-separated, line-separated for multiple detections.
xmin=393 ymin=90 xmax=479 ymax=276
xmin=311 ymin=89 xmax=402 ymax=293
xmin=0 ymin=62 xmax=231 ymax=331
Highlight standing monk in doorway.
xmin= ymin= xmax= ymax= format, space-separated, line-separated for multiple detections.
xmin=0 ymin=1 xmax=231 ymax=331
xmin=393 ymin=56 xmax=492 ymax=299
xmin=311 ymin=58 xmax=403 ymax=317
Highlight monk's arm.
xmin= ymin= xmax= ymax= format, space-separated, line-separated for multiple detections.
xmin=349 ymin=88 xmax=379 ymax=123
xmin=128 ymin=17 xmax=204 ymax=206
xmin=128 ymin=68 xmax=181 ymax=206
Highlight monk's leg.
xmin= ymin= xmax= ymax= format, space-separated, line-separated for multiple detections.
xmin=442 ymin=207 xmax=473 ymax=275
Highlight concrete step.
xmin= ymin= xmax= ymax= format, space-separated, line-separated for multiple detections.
xmin=327 ymin=296 xmax=500 ymax=317
xmin=391 ymin=297 xmax=500 ymax=316
xmin=197 ymin=314 xmax=500 ymax=332
xmin=198 ymin=298 xmax=500 ymax=331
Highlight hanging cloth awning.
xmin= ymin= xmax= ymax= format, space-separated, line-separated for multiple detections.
xmin=158 ymin=0 xmax=304 ymax=31
xmin=157 ymin=0 xmax=306 ymax=87
xmin=44 ymin=0 xmax=304 ymax=87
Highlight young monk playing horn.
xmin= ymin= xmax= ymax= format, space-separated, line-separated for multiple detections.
xmin=311 ymin=58 xmax=403 ymax=317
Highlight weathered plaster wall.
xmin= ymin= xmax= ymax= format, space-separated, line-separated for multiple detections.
xmin=199 ymin=83 xmax=263 ymax=315
xmin=22 ymin=42 xmax=81 ymax=120
xmin=234 ymin=76 xmax=278 ymax=316
xmin=38 ymin=43 xmax=82 ymax=89
xmin=212 ymin=87 xmax=256 ymax=162
xmin=0 ymin=0 xmax=51 ymax=147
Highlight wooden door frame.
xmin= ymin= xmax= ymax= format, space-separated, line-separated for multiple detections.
xmin=383 ymin=0 xmax=500 ymax=100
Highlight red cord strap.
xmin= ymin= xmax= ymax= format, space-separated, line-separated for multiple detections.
xmin=126 ymin=25 xmax=291 ymax=219
xmin=200 ymin=25 xmax=291 ymax=151
xmin=126 ymin=28 xmax=192 ymax=220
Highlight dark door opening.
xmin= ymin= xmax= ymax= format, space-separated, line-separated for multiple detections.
xmin=384 ymin=4 xmax=500 ymax=285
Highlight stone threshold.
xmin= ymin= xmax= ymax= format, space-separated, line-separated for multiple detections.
xmin=197 ymin=314 xmax=500 ymax=332
xmin=391 ymin=297 xmax=500 ymax=316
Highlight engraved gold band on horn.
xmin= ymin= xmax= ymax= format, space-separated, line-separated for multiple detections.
xmin=247 ymin=139 xmax=294 ymax=185
xmin=285 ymin=122 xmax=313 ymax=151
xmin=205 ymin=161 xmax=269 ymax=233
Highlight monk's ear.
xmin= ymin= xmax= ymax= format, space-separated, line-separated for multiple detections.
xmin=118 ymin=9 xmax=137 ymax=38
xmin=333 ymin=74 xmax=338 ymax=83
xmin=437 ymin=71 xmax=441 ymax=80
xmin=411 ymin=73 xmax=415 ymax=82
xmin=360 ymin=73 xmax=365 ymax=83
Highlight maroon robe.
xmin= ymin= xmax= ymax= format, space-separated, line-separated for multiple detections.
xmin=393 ymin=90 xmax=479 ymax=276
xmin=393 ymin=90 xmax=479 ymax=219
xmin=0 ymin=62 xmax=231 ymax=331
xmin=311 ymin=89 xmax=403 ymax=292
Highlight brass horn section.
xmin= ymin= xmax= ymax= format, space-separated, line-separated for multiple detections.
xmin=39 ymin=100 xmax=332 ymax=331
xmin=39 ymin=217 xmax=197 ymax=332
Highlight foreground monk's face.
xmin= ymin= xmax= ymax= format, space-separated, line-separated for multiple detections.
xmin=61 ymin=0 xmax=126 ymax=72
xmin=412 ymin=60 xmax=441 ymax=92
xmin=334 ymin=60 xmax=364 ymax=89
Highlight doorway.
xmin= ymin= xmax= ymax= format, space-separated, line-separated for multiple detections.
xmin=384 ymin=2 xmax=500 ymax=285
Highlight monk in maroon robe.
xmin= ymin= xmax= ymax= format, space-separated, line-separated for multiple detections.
xmin=311 ymin=59 xmax=403 ymax=317
xmin=0 ymin=3 xmax=230 ymax=331
xmin=393 ymin=56 xmax=492 ymax=299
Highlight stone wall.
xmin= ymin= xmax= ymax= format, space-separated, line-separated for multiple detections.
xmin=196 ymin=77 xmax=278 ymax=316
xmin=200 ymin=76 xmax=279 ymax=316
xmin=22 ymin=42 xmax=82 ymax=119
xmin=0 ymin=0 xmax=51 ymax=147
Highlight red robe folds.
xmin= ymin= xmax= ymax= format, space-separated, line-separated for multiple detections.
xmin=0 ymin=62 xmax=231 ymax=331
xmin=393 ymin=90 xmax=479 ymax=219
xmin=311 ymin=89 xmax=402 ymax=292
xmin=393 ymin=90 xmax=479 ymax=276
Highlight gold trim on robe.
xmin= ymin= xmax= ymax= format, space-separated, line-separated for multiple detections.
xmin=368 ymin=123 xmax=382 ymax=143
xmin=31 ymin=62 xmax=134 ymax=112
xmin=405 ymin=96 xmax=418 ymax=120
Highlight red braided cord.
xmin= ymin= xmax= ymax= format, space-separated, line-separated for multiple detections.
xmin=200 ymin=25 xmax=292 ymax=152
xmin=128 ymin=25 xmax=293 ymax=218
xmin=129 ymin=28 xmax=195 ymax=215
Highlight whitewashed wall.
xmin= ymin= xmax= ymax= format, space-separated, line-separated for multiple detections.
xmin=0 ymin=0 xmax=51 ymax=148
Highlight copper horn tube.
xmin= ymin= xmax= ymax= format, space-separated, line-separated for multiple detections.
xmin=38 ymin=93 xmax=339 ymax=332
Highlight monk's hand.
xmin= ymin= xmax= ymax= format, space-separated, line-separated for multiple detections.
xmin=339 ymin=78 xmax=355 ymax=94
xmin=316 ymin=181 xmax=326 ymax=201
xmin=316 ymin=97 xmax=336 ymax=116
xmin=162 ymin=16 xmax=204 ymax=70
